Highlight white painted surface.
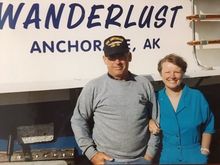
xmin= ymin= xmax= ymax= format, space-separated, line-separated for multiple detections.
xmin=0 ymin=0 xmax=219 ymax=93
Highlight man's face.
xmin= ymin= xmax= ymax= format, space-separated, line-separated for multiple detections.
xmin=103 ymin=52 xmax=132 ymax=80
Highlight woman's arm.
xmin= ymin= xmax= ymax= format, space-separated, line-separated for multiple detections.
xmin=201 ymin=133 xmax=212 ymax=155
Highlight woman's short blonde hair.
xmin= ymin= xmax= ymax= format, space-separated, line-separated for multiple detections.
xmin=158 ymin=53 xmax=187 ymax=74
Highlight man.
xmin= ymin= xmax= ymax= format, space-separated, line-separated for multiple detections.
xmin=71 ymin=35 xmax=159 ymax=165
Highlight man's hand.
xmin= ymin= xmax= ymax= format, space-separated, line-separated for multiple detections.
xmin=144 ymin=153 xmax=153 ymax=162
xmin=91 ymin=152 xmax=113 ymax=165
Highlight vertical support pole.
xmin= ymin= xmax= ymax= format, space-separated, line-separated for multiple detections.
xmin=191 ymin=0 xmax=200 ymax=66
xmin=7 ymin=134 xmax=14 ymax=162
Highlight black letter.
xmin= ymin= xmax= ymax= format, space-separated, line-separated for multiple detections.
xmin=67 ymin=3 xmax=85 ymax=29
xmin=81 ymin=40 xmax=92 ymax=52
xmin=139 ymin=6 xmax=154 ymax=28
xmin=94 ymin=40 xmax=102 ymax=51
xmin=57 ymin=40 xmax=66 ymax=52
xmin=23 ymin=3 xmax=41 ymax=29
xmin=154 ymin=5 xmax=168 ymax=28
xmin=45 ymin=3 xmax=65 ymax=29
xmin=43 ymin=41 xmax=54 ymax=53
xmin=124 ymin=5 xmax=136 ymax=28
xmin=105 ymin=4 xmax=122 ymax=29
xmin=30 ymin=41 xmax=41 ymax=53
xmin=87 ymin=5 xmax=104 ymax=28
xmin=0 ymin=3 xmax=24 ymax=29
xmin=170 ymin=6 xmax=183 ymax=27
xmin=68 ymin=40 xmax=79 ymax=52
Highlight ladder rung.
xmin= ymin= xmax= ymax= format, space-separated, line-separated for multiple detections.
xmin=186 ymin=14 xmax=220 ymax=21
xmin=187 ymin=40 xmax=220 ymax=46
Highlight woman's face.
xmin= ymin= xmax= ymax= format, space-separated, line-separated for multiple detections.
xmin=160 ymin=61 xmax=184 ymax=91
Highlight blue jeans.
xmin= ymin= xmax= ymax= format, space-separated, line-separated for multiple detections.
xmin=105 ymin=157 xmax=151 ymax=164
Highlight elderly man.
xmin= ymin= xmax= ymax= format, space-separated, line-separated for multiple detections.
xmin=71 ymin=35 xmax=159 ymax=165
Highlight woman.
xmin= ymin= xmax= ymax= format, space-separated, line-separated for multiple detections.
xmin=150 ymin=54 xmax=215 ymax=164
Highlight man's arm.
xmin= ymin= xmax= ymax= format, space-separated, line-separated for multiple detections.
xmin=70 ymin=84 xmax=98 ymax=160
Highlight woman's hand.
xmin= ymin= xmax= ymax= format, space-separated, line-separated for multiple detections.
xmin=149 ymin=119 xmax=160 ymax=134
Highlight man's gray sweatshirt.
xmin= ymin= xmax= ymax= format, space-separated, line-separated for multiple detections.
xmin=71 ymin=73 xmax=160 ymax=160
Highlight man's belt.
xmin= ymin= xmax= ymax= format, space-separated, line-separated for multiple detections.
xmin=187 ymin=39 xmax=220 ymax=46
xmin=186 ymin=14 xmax=220 ymax=21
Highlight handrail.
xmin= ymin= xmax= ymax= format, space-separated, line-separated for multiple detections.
xmin=187 ymin=39 xmax=220 ymax=46
xmin=186 ymin=14 xmax=220 ymax=21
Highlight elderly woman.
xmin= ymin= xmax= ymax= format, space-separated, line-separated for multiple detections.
xmin=150 ymin=54 xmax=215 ymax=164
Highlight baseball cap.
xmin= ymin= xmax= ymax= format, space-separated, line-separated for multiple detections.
xmin=103 ymin=35 xmax=129 ymax=56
